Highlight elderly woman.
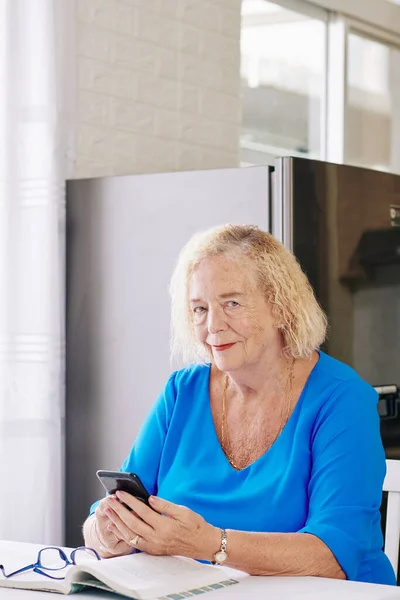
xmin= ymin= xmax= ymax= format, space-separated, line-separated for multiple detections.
xmin=83 ymin=224 xmax=395 ymax=586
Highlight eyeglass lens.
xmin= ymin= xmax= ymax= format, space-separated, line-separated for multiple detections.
xmin=39 ymin=547 xmax=100 ymax=570
xmin=38 ymin=548 xmax=69 ymax=571
xmin=71 ymin=547 xmax=100 ymax=565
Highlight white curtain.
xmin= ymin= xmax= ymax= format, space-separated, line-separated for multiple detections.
xmin=0 ymin=0 xmax=75 ymax=544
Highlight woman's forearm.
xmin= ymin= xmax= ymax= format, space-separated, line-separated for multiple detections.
xmin=216 ymin=530 xmax=346 ymax=579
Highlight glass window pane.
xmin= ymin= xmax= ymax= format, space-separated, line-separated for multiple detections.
xmin=346 ymin=33 xmax=400 ymax=174
xmin=240 ymin=0 xmax=327 ymax=165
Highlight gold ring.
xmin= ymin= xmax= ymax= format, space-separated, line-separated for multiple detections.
xmin=129 ymin=535 xmax=141 ymax=547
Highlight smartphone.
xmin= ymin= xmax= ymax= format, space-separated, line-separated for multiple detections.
xmin=96 ymin=470 xmax=151 ymax=508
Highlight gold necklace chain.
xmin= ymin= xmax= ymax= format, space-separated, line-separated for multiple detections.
xmin=221 ymin=359 xmax=295 ymax=471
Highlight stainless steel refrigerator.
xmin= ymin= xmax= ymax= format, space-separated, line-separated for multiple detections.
xmin=66 ymin=158 xmax=400 ymax=546
xmin=273 ymin=157 xmax=400 ymax=384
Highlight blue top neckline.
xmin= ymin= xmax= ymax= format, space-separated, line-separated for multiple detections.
xmin=204 ymin=351 xmax=323 ymax=472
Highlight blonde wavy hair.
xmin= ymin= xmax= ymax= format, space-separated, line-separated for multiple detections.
xmin=170 ymin=224 xmax=327 ymax=365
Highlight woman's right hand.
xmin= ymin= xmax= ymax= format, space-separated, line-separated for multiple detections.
xmin=93 ymin=496 xmax=133 ymax=557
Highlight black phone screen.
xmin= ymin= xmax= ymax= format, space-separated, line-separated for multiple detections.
xmin=96 ymin=470 xmax=151 ymax=507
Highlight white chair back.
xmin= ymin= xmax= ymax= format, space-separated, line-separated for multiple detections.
xmin=383 ymin=459 xmax=400 ymax=579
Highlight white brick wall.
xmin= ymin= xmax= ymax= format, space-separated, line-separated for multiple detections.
xmin=75 ymin=0 xmax=242 ymax=178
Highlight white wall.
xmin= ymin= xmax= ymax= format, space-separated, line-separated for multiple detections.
xmin=75 ymin=0 xmax=242 ymax=178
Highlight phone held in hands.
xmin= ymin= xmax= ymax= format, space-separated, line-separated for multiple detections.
xmin=96 ymin=470 xmax=151 ymax=508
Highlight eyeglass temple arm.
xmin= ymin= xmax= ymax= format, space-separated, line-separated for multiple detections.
xmin=0 ymin=563 xmax=36 ymax=578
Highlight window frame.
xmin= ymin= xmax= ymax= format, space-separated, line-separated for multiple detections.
xmin=325 ymin=13 xmax=400 ymax=166
xmin=298 ymin=0 xmax=400 ymax=37
xmin=240 ymin=0 xmax=400 ymax=171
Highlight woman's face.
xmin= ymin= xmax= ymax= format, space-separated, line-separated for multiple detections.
xmin=189 ymin=254 xmax=283 ymax=373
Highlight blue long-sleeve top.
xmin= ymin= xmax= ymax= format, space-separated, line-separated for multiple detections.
xmin=91 ymin=351 xmax=396 ymax=585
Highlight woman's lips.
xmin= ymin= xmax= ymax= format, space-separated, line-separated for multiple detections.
xmin=213 ymin=343 xmax=235 ymax=351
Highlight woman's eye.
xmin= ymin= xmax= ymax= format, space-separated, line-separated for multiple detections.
xmin=193 ymin=306 xmax=206 ymax=314
xmin=226 ymin=301 xmax=239 ymax=308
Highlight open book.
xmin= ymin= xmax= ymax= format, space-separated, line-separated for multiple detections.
xmin=0 ymin=551 xmax=240 ymax=599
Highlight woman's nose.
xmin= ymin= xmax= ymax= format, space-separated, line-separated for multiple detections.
xmin=207 ymin=307 xmax=227 ymax=333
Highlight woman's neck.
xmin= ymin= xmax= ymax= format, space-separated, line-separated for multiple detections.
xmin=222 ymin=353 xmax=292 ymax=403
xmin=219 ymin=351 xmax=318 ymax=405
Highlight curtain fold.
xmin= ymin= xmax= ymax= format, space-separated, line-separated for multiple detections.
xmin=0 ymin=0 xmax=75 ymax=544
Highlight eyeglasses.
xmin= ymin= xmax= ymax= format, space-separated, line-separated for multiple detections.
xmin=0 ymin=546 xmax=101 ymax=580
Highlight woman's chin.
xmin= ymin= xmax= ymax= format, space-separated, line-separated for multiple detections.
xmin=213 ymin=355 xmax=243 ymax=372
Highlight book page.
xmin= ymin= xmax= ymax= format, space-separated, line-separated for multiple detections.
xmin=74 ymin=554 xmax=240 ymax=600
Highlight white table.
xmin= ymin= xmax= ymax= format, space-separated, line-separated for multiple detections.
xmin=0 ymin=541 xmax=399 ymax=600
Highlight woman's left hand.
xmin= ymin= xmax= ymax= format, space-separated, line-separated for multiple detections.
xmin=103 ymin=491 xmax=219 ymax=560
